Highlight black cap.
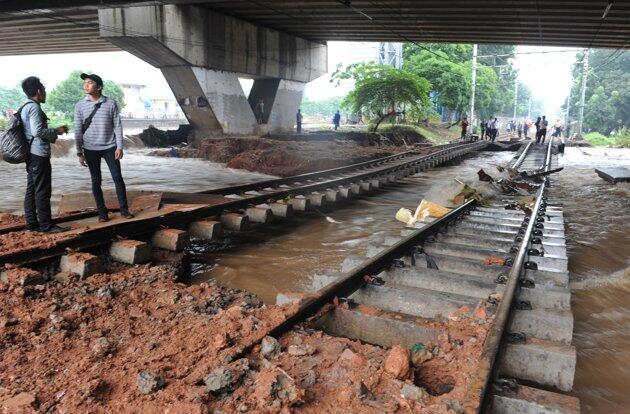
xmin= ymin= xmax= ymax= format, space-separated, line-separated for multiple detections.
xmin=80 ymin=73 xmax=103 ymax=87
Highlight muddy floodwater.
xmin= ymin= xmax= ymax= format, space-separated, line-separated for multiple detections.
xmin=0 ymin=138 xmax=274 ymax=213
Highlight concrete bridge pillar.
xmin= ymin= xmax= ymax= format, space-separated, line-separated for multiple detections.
xmin=99 ymin=4 xmax=326 ymax=136
xmin=248 ymin=79 xmax=305 ymax=134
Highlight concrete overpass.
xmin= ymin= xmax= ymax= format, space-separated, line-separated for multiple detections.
xmin=1 ymin=1 xmax=628 ymax=135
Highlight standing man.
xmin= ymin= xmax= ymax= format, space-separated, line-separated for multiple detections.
xmin=74 ymin=73 xmax=133 ymax=222
xmin=523 ymin=120 xmax=530 ymax=139
xmin=460 ymin=116 xmax=469 ymax=140
xmin=480 ymin=119 xmax=486 ymax=141
xmin=539 ymin=115 xmax=549 ymax=144
xmin=332 ymin=110 xmax=341 ymax=131
xmin=20 ymin=76 xmax=69 ymax=233
xmin=296 ymin=109 xmax=303 ymax=133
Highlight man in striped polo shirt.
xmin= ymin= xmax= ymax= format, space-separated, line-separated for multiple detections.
xmin=74 ymin=73 xmax=133 ymax=222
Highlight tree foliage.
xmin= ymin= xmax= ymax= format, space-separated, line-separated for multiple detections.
xmin=567 ymin=49 xmax=630 ymax=135
xmin=301 ymin=95 xmax=343 ymax=117
xmin=0 ymin=85 xmax=23 ymax=117
xmin=45 ymin=70 xmax=125 ymax=121
xmin=332 ymin=63 xmax=430 ymax=130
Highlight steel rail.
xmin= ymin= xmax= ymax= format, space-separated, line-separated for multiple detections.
xmin=237 ymin=199 xmax=478 ymax=356
xmin=510 ymin=140 xmax=533 ymax=169
xmin=0 ymin=141 xmax=486 ymax=267
xmin=462 ymin=136 xmax=555 ymax=413
xmin=0 ymin=141 xmax=465 ymax=236
xmin=197 ymin=141 xmax=466 ymax=196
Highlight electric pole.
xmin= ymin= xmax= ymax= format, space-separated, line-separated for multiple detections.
xmin=577 ymin=49 xmax=589 ymax=138
xmin=469 ymin=44 xmax=478 ymax=131
xmin=513 ymin=76 xmax=519 ymax=121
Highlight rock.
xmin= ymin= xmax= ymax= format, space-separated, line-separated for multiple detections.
xmin=91 ymin=337 xmax=112 ymax=356
xmin=400 ymin=383 xmax=428 ymax=402
xmin=339 ymin=348 xmax=368 ymax=367
xmin=300 ymin=371 xmax=317 ymax=389
xmin=205 ymin=358 xmax=249 ymax=394
xmin=0 ymin=317 xmax=18 ymax=328
xmin=384 ymin=345 xmax=410 ymax=379
xmin=137 ymin=371 xmax=165 ymax=394
xmin=261 ymin=336 xmax=280 ymax=358
xmin=355 ymin=381 xmax=375 ymax=400
xmin=474 ymin=303 xmax=487 ymax=320
xmin=213 ymin=333 xmax=229 ymax=350
xmin=287 ymin=344 xmax=315 ymax=357
xmin=410 ymin=343 xmax=432 ymax=366
xmin=97 ymin=286 xmax=115 ymax=300
xmin=0 ymin=392 xmax=38 ymax=411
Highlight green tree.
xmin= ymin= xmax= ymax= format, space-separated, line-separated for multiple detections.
xmin=566 ymin=49 xmax=629 ymax=135
xmin=301 ymin=96 xmax=343 ymax=117
xmin=332 ymin=63 xmax=431 ymax=131
xmin=45 ymin=70 xmax=125 ymax=123
xmin=0 ymin=85 xmax=23 ymax=117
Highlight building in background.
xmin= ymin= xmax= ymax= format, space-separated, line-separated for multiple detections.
xmin=119 ymin=82 xmax=185 ymax=120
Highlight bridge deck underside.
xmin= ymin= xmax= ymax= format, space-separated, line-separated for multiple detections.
xmin=0 ymin=1 xmax=628 ymax=55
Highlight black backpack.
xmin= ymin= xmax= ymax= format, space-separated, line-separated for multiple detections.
xmin=0 ymin=102 xmax=33 ymax=164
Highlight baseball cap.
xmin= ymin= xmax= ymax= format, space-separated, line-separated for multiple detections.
xmin=80 ymin=73 xmax=103 ymax=87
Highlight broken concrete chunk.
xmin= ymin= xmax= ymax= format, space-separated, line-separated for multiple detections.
xmin=287 ymin=344 xmax=316 ymax=357
xmin=0 ymin=267 xmax=45 ymax=286
xmin=384 ymin=344 xmax=411 ymax=379
xmin=137 ymin=371 xmax=165 ymax=395
xmin=261 ymin=336 xmax=281 ymax=358
xmin=205 ymin=358 xmax=249 ymax=394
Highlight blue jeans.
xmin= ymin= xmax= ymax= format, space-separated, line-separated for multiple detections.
xmin=84 ymin=146 xmax=129 ymax=218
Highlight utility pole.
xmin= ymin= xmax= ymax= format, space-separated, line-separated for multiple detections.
xmin=577 ymin=49 xmax=589 ymax=138
xmin=565 ymin=89 xmax=571 ymax=139
xmin=513 ymin=76 xmax=519 ymax=121
xmin=469 ymin=44 xmax=478 ymax=131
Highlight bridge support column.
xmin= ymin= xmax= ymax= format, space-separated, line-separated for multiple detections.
xmin=248 ymin=79 xmax=305 ymax=134
xmin=162 ymin=66 xmax=258 ymax=135
xmin=99 ymin=4 xmax=326 ymax=137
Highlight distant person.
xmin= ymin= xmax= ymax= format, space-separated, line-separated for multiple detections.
xmin=480 ymin=119 xmax=486 ymax=140
xmin=486 ymin=117 xmax=494 ymax=140
xmin=539 ymin=116 xmax=549 ymax=144
xmin=332 ymin=110 xmax=341 ymax=131
xmin=74 ymin=73 xmax=133 ymax=222
xmin=552 ymin=119 xmax=563 ymax=137
xmin=523 ymin=120 xmax=530 ymax=139
xmin=20 ymin=76 xmax=69 ymax=233
xmin=534 ymin=116 xmax=542 ymax=143
xmin=460 ymin=116 xmax=469 ymax=140
xmin=517 ymin=121 xmax=523 ymax=138
xmin=296 ymin=109 xmax=303 ymax=133
xmin=255 ymin=99 xmax=265 ymax=124
xmin=491 ymin=117 xmax=498 ymax=142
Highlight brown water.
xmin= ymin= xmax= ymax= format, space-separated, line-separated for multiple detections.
xmin=0 ymin=138 xmax=274 ymax=213
xmin=551 ymin=147 xmax=630 ymax=413
xmin=196 ymin=146 xmax=629 ymax=413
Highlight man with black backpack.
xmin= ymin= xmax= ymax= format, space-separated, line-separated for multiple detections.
xmin=19 ymin=76 xmax=69 ymax=233
xmin=74 ymin=73 xmax=133 ymax=222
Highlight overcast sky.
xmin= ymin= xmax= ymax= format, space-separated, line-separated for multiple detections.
xmin=0 ymin=41 xmax=578 ymax=117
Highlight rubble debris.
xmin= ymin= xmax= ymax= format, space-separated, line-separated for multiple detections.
xmin=483 ymin=256 xmax=506 ymax=266
xmin=261 ymin=336 xmax=281 ymax=358
xmin=384 ymin=345 xmax=411 ymax=379
xmin=205 ymin=358 xmax=250 ymax=395
xmin=477 ymin=168 xmax=495 ymax=183
xmin=395 ymin=199 xmax=450 ymax=226
xmin=137 ymin=371 xmax=165 ymax=395
xmin=452 ymin=184 xmax=490 ymax=206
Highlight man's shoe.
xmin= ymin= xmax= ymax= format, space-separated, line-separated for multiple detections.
xmin=98 ymin=217 xmax=109 ymax=223
xmin=121 ymin=212 xmax=134 ymax=219
xmin=40 ymin=224 xmax=71 ymax=234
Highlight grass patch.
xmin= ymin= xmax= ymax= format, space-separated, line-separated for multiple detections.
xmin=584 ymin=130 xmax=630 ymax=148
xmin=370 ymin=123 xmax=454 ymax=144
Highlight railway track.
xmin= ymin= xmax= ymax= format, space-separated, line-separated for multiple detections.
xmin=225 ymin=137 xmax=578 ymax=412
xmin=0 ymin=140 xmax=486 ymax=268
xmin=1 ymin=137 xmax=578 ymax=412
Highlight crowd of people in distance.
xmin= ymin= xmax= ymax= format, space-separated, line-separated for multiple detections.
xmin=476 ymin=116 xmax=566 ymax=144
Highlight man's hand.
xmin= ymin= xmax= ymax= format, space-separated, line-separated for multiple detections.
xmin=115 ymin=149 xmax=124 ymax=160
xmin=78 ymin=155 xmax=87 ymax=167
xmin=56 ymin=125 xmax=69 ymax=134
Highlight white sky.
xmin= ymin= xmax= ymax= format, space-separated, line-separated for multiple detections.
xmin=0 ymin=42 xmax=577 ymax=116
